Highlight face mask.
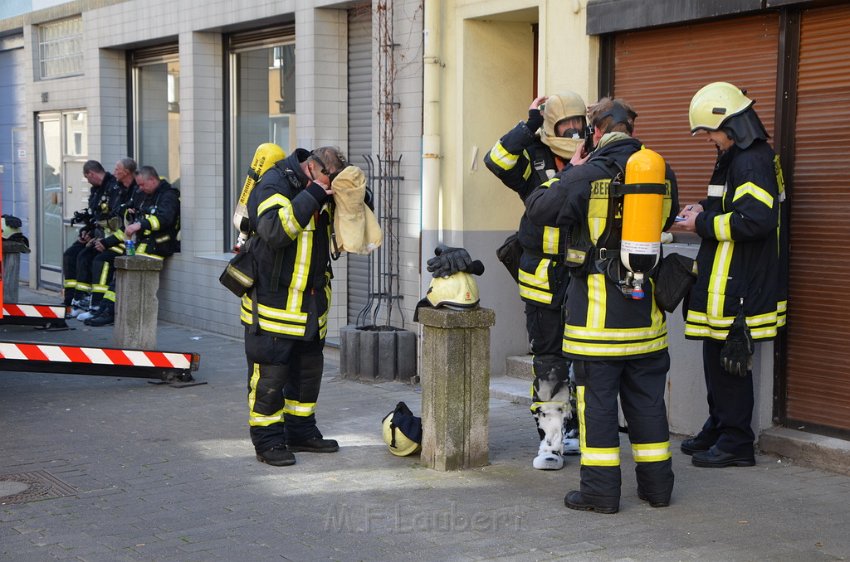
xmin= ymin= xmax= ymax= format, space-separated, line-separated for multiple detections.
xmin=541 ymin=135 xmax=582 ymax=160
xmin=559 ymin=128 xmax=584 ymax=139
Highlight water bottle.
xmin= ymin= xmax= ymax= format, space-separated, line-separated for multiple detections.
xmin=126 ymin=239 xmax=135 ymax=256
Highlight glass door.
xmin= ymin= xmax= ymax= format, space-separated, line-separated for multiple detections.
xmin=36 ymin=110 xmax=87 ymax=288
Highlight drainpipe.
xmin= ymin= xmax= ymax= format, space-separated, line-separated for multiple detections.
xmin=421 ymin=0 xmax=442 ymax=282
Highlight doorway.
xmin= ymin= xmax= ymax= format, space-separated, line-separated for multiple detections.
xmin=36 ymin=110 xmax=87 ymax=288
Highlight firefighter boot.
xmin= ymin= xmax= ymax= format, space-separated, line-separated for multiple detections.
xmin=85 ymin=301 xmax=114 ymax=327
xmin=532 ymin=402 xmax=567 ymax=470
xmin=255 ymin=443 xmax=296 ymax=467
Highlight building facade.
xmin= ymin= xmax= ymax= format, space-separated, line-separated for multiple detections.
xmin=3 ymin=0 xmax=849 ymax=446
xmin=0 ymin=0 xmax=425 ymax=345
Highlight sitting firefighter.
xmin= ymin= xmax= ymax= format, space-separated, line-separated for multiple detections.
xmin=63 ymin=160 xmax=118 ymax=317
xmin=84 ymin=164 xmax=179 ymax=327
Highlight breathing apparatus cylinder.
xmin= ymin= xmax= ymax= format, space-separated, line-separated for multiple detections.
xmin=620 ymin=147 xmax=666 ymax=299
xmin=232 ymin=143 xmax=286 ymax=250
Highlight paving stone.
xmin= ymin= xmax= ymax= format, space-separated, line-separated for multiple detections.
xmin=3 ymin=286 xmax=850 ymax=561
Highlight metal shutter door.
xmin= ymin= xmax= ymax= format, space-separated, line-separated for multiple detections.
xmin=612 ymin=14 xmax=779 ymax=203
xmin=347 ymin=6 xmax=373 ymax=324
xmin=785 ymin=4 xmax=850 ymax=432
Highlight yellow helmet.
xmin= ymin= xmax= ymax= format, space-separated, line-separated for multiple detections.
xmin=425 ymin=272 xmax=479 ymax=310
xmin=382 ymin=408 xmax=422 ymax=457
xmin=414 ymin=270 xmax=480 ymax=322
xmin=689 ymin=82 xmax=754 ymax=133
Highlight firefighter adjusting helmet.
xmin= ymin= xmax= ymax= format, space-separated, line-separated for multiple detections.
xmin=540 ymin=91 xmax=587 ymax=159
xmin=688 ymin=82 xmax=754 ymax=133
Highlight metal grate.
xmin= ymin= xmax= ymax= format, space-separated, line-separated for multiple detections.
xmin=358 ymin=155 xmax=404 ymax=328
xmin=0 ymin=470 xmax=77 ymax=505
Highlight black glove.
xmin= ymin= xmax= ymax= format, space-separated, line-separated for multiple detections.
xmin=525 ymin=108 xmax=544 ymax=133
xmin=426 ymin=244 xmax=473 ymax=278
xmin=720 ymin=306 xmax=754 ymax=377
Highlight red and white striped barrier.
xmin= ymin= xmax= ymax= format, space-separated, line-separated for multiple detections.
xmin=0 ymin=341 xmax=199 ymax=381
xmin=0 ymin=342 xmax=194 ymax=369
xmin=0 ymin=303 xmax=68 ymax=329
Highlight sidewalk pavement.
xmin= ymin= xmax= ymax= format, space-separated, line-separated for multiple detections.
xmin=2 ymin=288 xmax=850 ymax=561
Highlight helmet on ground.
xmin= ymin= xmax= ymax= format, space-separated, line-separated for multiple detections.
xmin=689 ymin=82 xmax=754 ymax=133
xmin=382 ymin=403 xmax=422 ymax=457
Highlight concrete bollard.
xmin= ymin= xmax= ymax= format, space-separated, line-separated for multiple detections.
xmin=416 ymin=306 xmax=495 ymax=470
xmin=114 ymin=255 xmax=163 ymax=349
xmin=2 ymin=240 xmax=28 ymax=305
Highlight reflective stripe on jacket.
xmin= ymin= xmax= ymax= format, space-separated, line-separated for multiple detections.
xmin=525 ymin=136 xmax=679 ymax=359
xmin=241 ymin=149 xmax=332 ymax=340
xmin=484 ymin=120 xmax=569 ymax=309
xmin=685 ymin=141 xmax=783 ymax=342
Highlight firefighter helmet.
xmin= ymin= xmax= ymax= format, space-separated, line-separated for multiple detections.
xmin=689 ymin=82 xmax=754 ymax=133
xmin=1 ymin=215 xmax=22 ymax=240
xmin=382 ymin=406 xmax=422 ymax=457
xmin=424 ymin=271 xmax=479 ymax=310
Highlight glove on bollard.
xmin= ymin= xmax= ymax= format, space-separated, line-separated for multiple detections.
xmin=426 ymin=244 xmax=473 ymax=278
xmin=720 ymin=305 xmax=754 ymax=377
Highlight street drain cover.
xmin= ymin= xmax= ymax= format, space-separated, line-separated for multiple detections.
xmin=0 ymin=470 xmax=77 ymax=505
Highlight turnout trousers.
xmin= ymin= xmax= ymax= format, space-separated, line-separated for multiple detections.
xmin=694 ymin=339 xmax=756 ymax=458
xmin=90 ymin=251 xmax=119 ymax=308
xmin=244 ymin=328 xmax=325 ymax=453
xmin=62 ymin=241 xmax=88 ymax=304
xmin=573 ymin=352 xmax=674 ymax=509
xmin=526 ymin=303 xmax=576 ymax=454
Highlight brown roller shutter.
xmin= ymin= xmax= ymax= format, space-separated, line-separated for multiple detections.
xmin=612 ymin=14 xmax=779 ymax=203
xmin=785 ymin=4 xmax=850 ymax=432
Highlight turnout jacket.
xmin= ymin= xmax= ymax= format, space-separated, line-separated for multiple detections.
xmin=525 ymin=135 xmax=678 ymax=359
xmin=240 ymin=149 xmax=333 ymax=340
xmin=685 ymin=140 xmax=784 ymax=342
xmin=100 ymin=180 xmax=139 ymax=254
xmin=87 ymin=172 xmax=119 ymax=229
xmin=484 ymin=118 xmax=569 ymax=308
xmin=126 ymin=179 xmax=180 ymax=259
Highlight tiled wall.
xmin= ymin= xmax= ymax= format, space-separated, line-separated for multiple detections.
xmin=11 ymin=0 xmax=425 ymax=342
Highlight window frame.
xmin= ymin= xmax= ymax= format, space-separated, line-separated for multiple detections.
xmin=37 ymin=16 xmax=83 ymax=80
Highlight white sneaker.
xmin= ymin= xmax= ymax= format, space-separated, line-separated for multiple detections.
xmin=563 ymin=438 xmax=580 ymax=455
xmin=69 ymin=306 xmax=85 ymax=318
xmin=563 ymin=427 xmax=581 ymax=455
xmin=77 ymin=310 xmax=95 ymax=321
xmin=533 ymin=452 xmax=564 ymax=470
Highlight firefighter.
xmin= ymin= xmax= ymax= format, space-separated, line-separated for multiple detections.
xmin=483 ymin=92 xmax=588 ymax=470
xmin=672 ymin=82 xmax=786 ymax=468
xmin=242 ymin=146 xmax=346 ymax=466
xmin=62 ymin=160 xmax=118 ymax=316
xmin=79 ymin=157 xmax=138 ymax=323
xmin=525 ymin=98 xmax=679 ymax=513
